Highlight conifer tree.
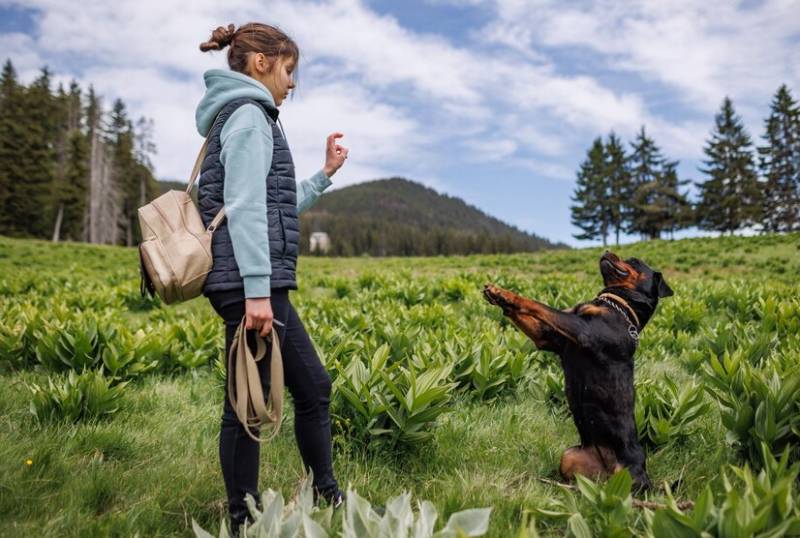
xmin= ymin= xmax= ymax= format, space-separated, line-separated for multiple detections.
xmin=51 ymin=82 xmax=71 ymax=241
xmin=629 ymin=161 xmax=691 ymax=239
xmin=625 ymin=126 xmax=665 ymax=238
xmin=621 ymin=126 xmax=692 ymax=239
xmin=660 ymin=163 xmax=692 ymax=239
xmin=109 ymin=99 xmax=138 ymax=245
xmin=9 ymin=67 xmax=58 ymax=238
xmin=51 ymin=81 xmax=89 ymax=242
xmin=758 ymin=84 xmax=800 ymax=232
xmin=571 ymin=137 xmax=610 ymax=245
xmin=696 ymin=97 xmax=762 ymax=234
xmin=133 ymin=116 xmax=159 ymax=212
xmin=605 ymin=132 xmax=631 ymax=245
xmin=0 ymin=59 xmax=23 ymax=235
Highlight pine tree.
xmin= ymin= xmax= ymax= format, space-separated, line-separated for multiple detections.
xmin=696 ymin=97 xmax=762 ymax=234
xmin=109 ymin=99 xmax=138 ymax=245
xmin=51 ymin=81 xmax=89 ymax=242
xmin=60 ymin=129 xmax=90 ymax=241
xmin=625 ymin=126 xmax=665 ymax=238
xmin=758 ymin=84 xmax=800 ymax=232
xmin=629 ymin=161 xmax=691 ymax=240
xmin=660 ymin=163 xmax=692 ymax=239
xmin=133 ymin=116 xmax=160 ymax=208
xmin=571 ymin=137 xmax=610 ymax=245
xmin=604 ymin=132 xmax=631 ymax=245
xmin=5 ymin=67 xmax=59 ymax=238
xmin=50 ymin=82 xmax=71 ymax=241
xmin=0 ymin=59 xmax=23 ymax=235
xmin=623 ymin=127 xmax=692 ymax=239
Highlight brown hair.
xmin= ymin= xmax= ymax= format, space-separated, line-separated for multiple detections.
xmin=199 ymin=23 xmax=299 ymax=75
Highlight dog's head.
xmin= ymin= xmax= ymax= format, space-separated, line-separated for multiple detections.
xmin=599 ymin=251 xmax=673 ymax=300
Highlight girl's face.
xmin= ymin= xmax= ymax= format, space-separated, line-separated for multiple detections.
xmin=249 ymin=53 xmax=296 ymax=107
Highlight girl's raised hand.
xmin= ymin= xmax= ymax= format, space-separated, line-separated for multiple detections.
xmin=323 ymin=132 xmax=348 ymax=178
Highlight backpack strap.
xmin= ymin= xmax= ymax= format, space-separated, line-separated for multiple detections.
xmin=185 ymin=114 xmax=227 ymax=231
xmin=185 ymin=99 xmax=271 ymax=232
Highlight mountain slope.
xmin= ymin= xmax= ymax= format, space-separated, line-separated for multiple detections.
xmin=300 ymin=178 xmax=563 ymax=256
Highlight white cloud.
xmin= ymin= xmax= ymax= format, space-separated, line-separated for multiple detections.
xmin=481 ymin=0 xmax=800 ymax=115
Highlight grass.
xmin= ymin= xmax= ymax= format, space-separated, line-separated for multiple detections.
xmin=0 ymin=231 xmax=798 ymax=536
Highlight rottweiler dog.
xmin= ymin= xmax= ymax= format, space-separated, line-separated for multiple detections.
xmin=483 ymin=251 xmax=673 ymax=490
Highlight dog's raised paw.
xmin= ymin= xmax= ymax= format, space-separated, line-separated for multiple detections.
xmin=484 ymin=284 xmax=515 ymax=312
xmin=483 ymin=284 xmax=504 ymax=306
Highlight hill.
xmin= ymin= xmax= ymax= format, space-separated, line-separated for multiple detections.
xmin=299 ymin=178 xmax=563 ymax=256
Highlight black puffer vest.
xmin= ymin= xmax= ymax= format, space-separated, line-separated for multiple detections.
xmin=198 ymin=98 xmax=300 ymax=294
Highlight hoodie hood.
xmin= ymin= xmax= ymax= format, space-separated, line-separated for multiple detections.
xmin=195 ymin=69 xmax=277 ymax=136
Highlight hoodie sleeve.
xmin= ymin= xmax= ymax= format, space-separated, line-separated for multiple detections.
xmin=220 ymin=104 xmax=273 ymax=298
xmin=296 ymin=170 xmax=333 ymax=213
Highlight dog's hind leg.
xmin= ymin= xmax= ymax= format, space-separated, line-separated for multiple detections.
xmin=559 ymin=446 xmax=618 ymax=482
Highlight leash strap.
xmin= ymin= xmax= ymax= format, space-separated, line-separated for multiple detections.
xmin=226 ymin=316 xmax=284 ymax=442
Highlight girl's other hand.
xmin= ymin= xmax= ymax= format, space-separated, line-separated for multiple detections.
xmin=323 ymin=132 xmax=348 ymax=178
xmin=245 ymin=297 xmax=273 ymax=338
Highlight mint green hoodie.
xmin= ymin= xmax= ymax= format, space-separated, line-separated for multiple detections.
xmin=195 ymin=69 xmax=331 ymax=298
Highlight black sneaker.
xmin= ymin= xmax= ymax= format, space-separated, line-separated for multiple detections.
xmin=330 ymin=490 xmax=345 ymax=510
xmin=316 ymin=487 xmax=345 ymax=509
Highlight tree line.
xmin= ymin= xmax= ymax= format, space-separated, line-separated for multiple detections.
xmin=0 ymin=59 xmax=159 ymax=245
xmin=298 ymin=214 xmax=552 ymax=257
xmin=571 ymin=85 xmax=800 ymax=245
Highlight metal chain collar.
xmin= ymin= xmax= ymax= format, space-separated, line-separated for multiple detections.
xmin=596 ymin=296 xmax=640 ymax=345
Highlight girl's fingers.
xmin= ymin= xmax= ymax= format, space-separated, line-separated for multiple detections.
xmin=327 ymin=132 xmax=344 ymax=150
xmin=259 ymin=322 xmax=272 ymax=338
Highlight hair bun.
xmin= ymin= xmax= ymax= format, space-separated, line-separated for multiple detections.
xmin=200 ymin=24 xmax=236 ymax=52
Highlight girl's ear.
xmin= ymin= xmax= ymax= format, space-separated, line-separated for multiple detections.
xmin=255 ymin=53 xmax=266 ymax=73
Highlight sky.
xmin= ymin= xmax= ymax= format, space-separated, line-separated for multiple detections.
xmin=1 ymin=0 xmax=799 ymax=246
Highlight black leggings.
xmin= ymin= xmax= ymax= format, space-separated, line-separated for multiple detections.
xmin=207 ymin=288 xmax=338 ymax=526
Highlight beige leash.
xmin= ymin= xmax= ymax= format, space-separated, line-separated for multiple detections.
xmin=227 ymin=316 xmax=284 ymax=442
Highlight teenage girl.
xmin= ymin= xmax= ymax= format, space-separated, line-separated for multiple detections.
xmin=195 ymin=22 xmax=348 ymax=532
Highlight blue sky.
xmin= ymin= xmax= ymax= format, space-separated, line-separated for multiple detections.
xmin=1 ymin=0 xmax=799 ymax=246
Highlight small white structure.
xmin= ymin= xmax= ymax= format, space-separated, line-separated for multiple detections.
xmin=310 ymin=232 xmax=331 ymax=254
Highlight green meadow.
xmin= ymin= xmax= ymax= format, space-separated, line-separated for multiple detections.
xmin=1 ymin=233 xmax=799 ymax=536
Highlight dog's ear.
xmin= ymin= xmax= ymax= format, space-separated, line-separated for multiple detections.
xmin=654 ymin=272 xmax=673 ymax=298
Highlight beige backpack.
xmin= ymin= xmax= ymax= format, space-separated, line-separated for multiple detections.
xmin=137 ymin=138 xmax=224 ymax=304
xmin=137 ymin=135 xmax=283 ymax=442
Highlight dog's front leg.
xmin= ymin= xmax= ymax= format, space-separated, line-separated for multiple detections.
xmin=484 ymin=284 xmax=589 ymax=350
